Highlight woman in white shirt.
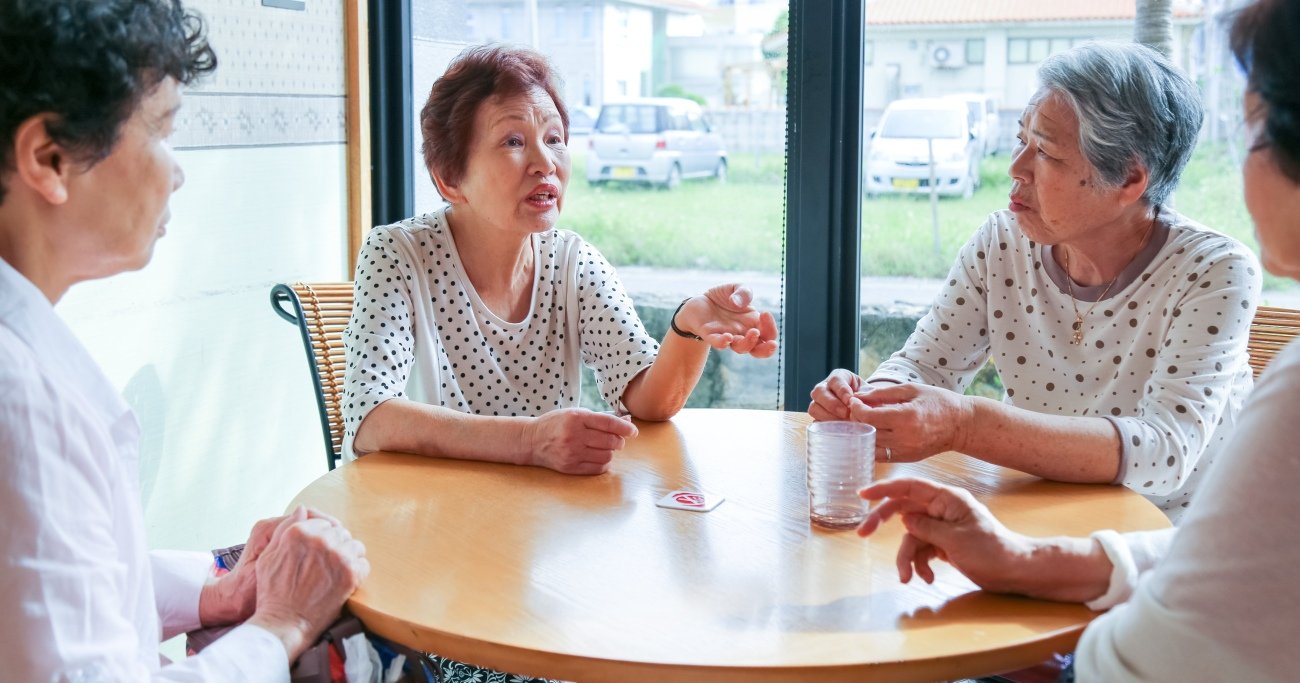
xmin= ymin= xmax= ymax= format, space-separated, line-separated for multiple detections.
xmin=856 ymin=2 xmax=1300 ymax=679
xmin=0 ymin=1 xmax=367 ymax=679
xmin=343 ymin=45 xmax=778 ymax=472
xmin=810 ymin=42 xmax=1260 ymax=520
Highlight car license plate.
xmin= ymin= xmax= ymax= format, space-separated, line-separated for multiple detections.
xmin=891 ymin=178 xmax=920 ymax=189
xmin=612 ymin=166 xmax=637 ymax=179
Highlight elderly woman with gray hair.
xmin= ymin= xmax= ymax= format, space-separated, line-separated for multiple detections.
xmin=811 ymin=42 xmax=1260 ymax=521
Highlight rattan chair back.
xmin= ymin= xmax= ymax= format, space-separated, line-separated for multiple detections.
xmin=271 ymin=282 xmax=354 ymax=470
xmin=1248 ymin=305 xmax=1300 ymax=379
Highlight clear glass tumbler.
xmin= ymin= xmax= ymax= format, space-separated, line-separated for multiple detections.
xmin=806 ymin=421 xmax=876 ymax=529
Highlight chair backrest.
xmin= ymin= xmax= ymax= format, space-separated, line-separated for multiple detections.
xmin=270 ymin=282 xmax=354 ymax=470
xmin=1247 ymin=305 xmax=1300 ymax=379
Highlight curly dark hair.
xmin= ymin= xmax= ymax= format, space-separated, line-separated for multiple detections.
xmin=1232 ymin=0 xmax=1300 ymax=183
xmin=419 ymin=44 xmax=569 ymax=189
xmin=0 ymin=0 xmax=216 ymax=204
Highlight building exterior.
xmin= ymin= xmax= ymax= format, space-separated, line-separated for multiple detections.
xmin=464 ymin=0 xmax=706 ymax=109
xmin=864 ymin=0 xmax=1204 ymax=150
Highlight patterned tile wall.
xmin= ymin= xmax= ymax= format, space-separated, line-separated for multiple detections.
xmin=173 ymin=0 xmax=346 ymax=149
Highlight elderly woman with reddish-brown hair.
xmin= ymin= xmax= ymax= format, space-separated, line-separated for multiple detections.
xmin=341 ymin=45 xmax=778 ymax=476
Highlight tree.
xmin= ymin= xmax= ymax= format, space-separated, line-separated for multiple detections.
xmin=1135 ymin=0 xmax=1175 ymax=57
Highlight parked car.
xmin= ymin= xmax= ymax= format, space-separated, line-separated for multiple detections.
xmin=586 ymin=97 xmax=727 ymax=189
xmin=946 ymin=93 xmax=1001 ymax=156
xmin=865 ymin=98 xmax=982 ymax=198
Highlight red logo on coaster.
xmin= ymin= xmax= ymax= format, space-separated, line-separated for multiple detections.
xmin=673 ymin=493 xmax=705 ymax=507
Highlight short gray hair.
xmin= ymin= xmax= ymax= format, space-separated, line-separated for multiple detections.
xmin=1037 ymin=42 xmax=1203 ymax=207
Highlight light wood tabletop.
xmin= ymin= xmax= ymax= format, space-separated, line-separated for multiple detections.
xmin=290 ymin=409 xmax=1171 ymax=682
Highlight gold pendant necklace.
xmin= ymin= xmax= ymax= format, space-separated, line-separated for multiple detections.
xmin=1063 ymin=213 xmax=1157 ymax=346
xmin=1064 ymin=250 xmax=1117 ymax=345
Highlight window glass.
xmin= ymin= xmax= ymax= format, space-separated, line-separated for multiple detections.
xmin=1008 ymin=38 xmax=1029 ymax=64
xmin=411 ymin=1 xmax=791 ymax=411
xmin=879 ymin=108 xmax=965 ymax=139
xmin=689 ymin=111 xmax=709 ymax=132
xmin=1028 ymin=38 xmax=1050 ymax=62
xmin=597 ymin=104 xmax=661 ymax=134
xmin=858 ymin=4 xmax=1283 ymax=404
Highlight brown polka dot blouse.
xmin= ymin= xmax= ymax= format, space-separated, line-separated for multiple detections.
xmin=869 ymin=209 xmax=1262 ymax=521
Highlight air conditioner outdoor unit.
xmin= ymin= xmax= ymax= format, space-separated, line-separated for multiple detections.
xmin=929 ymin=42 xmax=965 ymax=69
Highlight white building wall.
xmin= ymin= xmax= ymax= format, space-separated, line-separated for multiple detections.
xmin=54 ymin=1 xmax=350 ymax=558
xmin=602 ymin=4 xmax=654 ymax=98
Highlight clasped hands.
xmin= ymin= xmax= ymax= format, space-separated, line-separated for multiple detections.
xmin=808 ymin=369 xmax=975 ymax=462
xmin=198 ymin=506 xmax=370 ymax=662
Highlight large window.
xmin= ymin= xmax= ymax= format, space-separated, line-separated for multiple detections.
xmin=859 ymin=4 xmax=1283 ymax=400
xmin=407 ymin=0 xmax=792 ymax=410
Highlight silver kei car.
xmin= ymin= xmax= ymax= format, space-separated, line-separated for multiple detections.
xmin=586 ymin=97 xmax=728 ymax=189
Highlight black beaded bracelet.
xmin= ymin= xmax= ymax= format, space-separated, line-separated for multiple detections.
xmin=670 ymin=298 xmax=703 ymax=341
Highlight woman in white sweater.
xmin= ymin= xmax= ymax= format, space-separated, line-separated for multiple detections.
xmin=811 ymin=42 xmax=1260 ymax=520
xmin=856 ymin=1 xmax=1300 ymax=679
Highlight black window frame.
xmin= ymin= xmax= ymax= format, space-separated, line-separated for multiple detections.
xmin=369 ymin=0 xmax=866 ymax=411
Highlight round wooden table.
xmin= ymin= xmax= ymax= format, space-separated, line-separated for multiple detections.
xmin=290 ymin=409 xmax=1170 ymax=682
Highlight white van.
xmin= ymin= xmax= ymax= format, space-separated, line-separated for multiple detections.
xmin=865 ymin=98 xmax=982 ymax=198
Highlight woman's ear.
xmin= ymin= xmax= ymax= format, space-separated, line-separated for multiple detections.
xmin=1117 ymin=161 xmax=1150 ymax=206
xmin=10 ymin=114 xmax=71 ymax=205
xmin=431 ymin=171 xmax=465 ymax=204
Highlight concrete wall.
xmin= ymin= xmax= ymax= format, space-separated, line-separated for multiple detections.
xmin=55 ymin=0 xmax=349 ymax=554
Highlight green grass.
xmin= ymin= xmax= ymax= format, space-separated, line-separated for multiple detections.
xmin=563 ymin=147 xmax=1294 ymax=292
xmin=563 ymin=154 xmax=786 ymax=271
xmin=1176 ymin=143 xmax=1291 ymax=292
xmin=859 ymin=156 xmax=1013 ymax=277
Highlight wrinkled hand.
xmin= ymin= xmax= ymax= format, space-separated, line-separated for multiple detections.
xmin=807 ymin=369 xmax=868 ymax=421
xmin=857 ymin=477 xmax=1030 ymax=589
xmin=675 ymin=284 xmax=778 ymax=358
xmin=526 ymin=408 xmax=638 ymax=475
xmin=198 ymin=508 xmax=344 ymax=627
xmin=847 ymin=383 xmax=974 ymax=462
xmin=247 ymin=506 xmax=369 ymax=662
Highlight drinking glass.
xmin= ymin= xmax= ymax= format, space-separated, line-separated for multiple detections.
xmin=806 ymin=421 xmax=876 ymax=529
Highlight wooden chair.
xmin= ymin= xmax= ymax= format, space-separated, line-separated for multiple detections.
xmin=1247 ymin=305 xmax=1300 ymax=379
xmin=270 ymin=282 xmax=354 ymax=470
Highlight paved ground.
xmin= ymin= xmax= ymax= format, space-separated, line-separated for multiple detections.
xmin=619 ymin=266 xmax=1300 ymax=310
xmin=618 ymin=266 xmax=942 ymax=309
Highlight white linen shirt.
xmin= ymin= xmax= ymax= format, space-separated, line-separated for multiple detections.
xmin=1075 ymin=339 xmax=1300 ymax=681
xmin=869 ymin=210 xmax=1261 ymax=520
xmin=0 ymin=258 xmax=287 ymax=681
xmin=342 ymin=209 xmax=660 ymax=459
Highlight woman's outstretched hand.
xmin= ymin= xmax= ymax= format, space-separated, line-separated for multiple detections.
xmin=857 ymin=477 xmax=1114 ymax=603
xmin=675 ymin=283 xmax=779 ymax=358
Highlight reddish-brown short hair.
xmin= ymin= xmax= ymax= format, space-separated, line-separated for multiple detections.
xmin=420 ymin=44 xmax=569 ymax=188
